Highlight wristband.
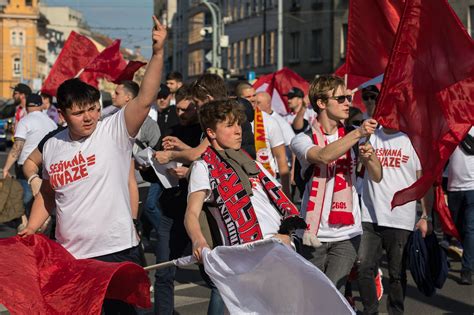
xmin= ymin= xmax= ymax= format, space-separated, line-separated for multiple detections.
xmin=420 ymin=214 xmax=432 ymax=222
xmin=27 ymin=174 xmax=40 ymax=185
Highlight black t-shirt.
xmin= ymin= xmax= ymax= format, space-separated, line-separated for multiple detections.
xmin=157 ymin=105 xmax=180 ymax=149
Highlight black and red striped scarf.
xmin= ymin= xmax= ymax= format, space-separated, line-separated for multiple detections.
xmin=201 ymin=146 xmax=299 ymax=246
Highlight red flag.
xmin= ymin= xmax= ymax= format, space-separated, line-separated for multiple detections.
xmin=253 ymin=67 xmax=309 ymax=115
xmin=41 ymin=32 xmax=99 ymax=96
xmin=112 ymin=60 xmax=147 ymax=84
xmin=374 ymin=0 xmax=474 ymax=208
xmin=0 ymin=235 xmax=151 ymax=314
xmin=336 ymin=0 xmax=405 ymax=109
xmin=81 ymin=40 xmax=128 ymax=82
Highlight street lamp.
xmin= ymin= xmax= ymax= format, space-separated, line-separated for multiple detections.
xmin=200 ymin=0 xmax=226 ymax=71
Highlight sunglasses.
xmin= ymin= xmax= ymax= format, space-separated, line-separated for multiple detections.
xmin=328 ymin=95 xmax=352 ymax=104
xmin=362 ymin=94 xmax=378 ymax=101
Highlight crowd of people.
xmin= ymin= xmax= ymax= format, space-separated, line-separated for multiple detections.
xmin=1 ymin=18 xmax=473 ymax=315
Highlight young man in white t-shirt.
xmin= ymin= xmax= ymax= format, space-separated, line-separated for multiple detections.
xmin=290 ymin=75 xmax=382 ymax=290
xmin=447 ymin=126 xmax=474 ymax=285
xmin=185 ymin=99 xmax=302 ymax=311
xmin=357 ymin=126 xmax=433 ymax=314
xmin=18 ymin=17 xmax=167 ymax=313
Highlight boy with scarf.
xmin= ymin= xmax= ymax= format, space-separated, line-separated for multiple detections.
xmin=290 ymin=75 xmax=382 ymax=290
xmin=185 ymin=99 xmax=301 ymax=260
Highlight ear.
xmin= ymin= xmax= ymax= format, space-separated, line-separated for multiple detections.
xmin=206 ymin=127 xmax=216 ymax=140
xmin=316 ymin=98 xmax=326 ymax=111
xmin=58 ymin=109 xmax=67 ymax=122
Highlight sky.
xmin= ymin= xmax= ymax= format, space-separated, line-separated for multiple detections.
xmin=43 ymin=0 xmax=154 ymax=58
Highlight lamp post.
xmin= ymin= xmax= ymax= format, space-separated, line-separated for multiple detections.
xmin=201 ymin=0 xmax=224 ymax=70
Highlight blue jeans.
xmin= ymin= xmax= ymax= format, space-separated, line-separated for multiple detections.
xmin=448 ymin=190 xmax=474 ymax=272
xmin=153 ymin=187 xmax=190 ymax=315
xmin=18 ymin=178 xmax=33 ymax=216
xmin=144 ymin=183 xmax=163 ymax=234
xmin=357 ymin=223 xmax=411 ymax=315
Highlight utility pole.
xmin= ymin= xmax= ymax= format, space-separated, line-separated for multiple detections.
xmin=277 ymin=0 xmax=283 ymax=70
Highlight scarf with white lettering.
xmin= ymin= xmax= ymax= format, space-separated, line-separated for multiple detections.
xmin=303 ymin=120 xmax=354 ymax=248
xmin=202 ymin=147 xmax=299 ymax=245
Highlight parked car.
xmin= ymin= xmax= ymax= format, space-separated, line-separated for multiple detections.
xmin=0 ymin=99 xmax=16 ymax=150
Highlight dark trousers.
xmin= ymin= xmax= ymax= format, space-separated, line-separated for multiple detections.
xmin=448 ymin=190 xmax=474 ymax=272
xmin=357 ymin=222 xmax=411 ymax=315
xmin=93 ymin=246 xmax=142 ymax=315
xmin=302 ymin=236 xmax=360 ymax=290
xmin=153 ymin=188 xmax=191 ymax=315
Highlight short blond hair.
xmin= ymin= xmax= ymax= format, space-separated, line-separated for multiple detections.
xmin=308 ymin=75 xmax=345 ymax=113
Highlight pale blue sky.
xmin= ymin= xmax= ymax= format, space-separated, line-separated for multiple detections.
xmin=43 ymin=0 xmax=153 ymax=57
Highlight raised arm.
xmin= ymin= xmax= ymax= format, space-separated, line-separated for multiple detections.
xmin=124 ymin=16 xmax=167 ymax=137
xmin=306 ymin=119 xmax=377 ymax=165
xmin=155 ymin=138 xmax=210 ymax=165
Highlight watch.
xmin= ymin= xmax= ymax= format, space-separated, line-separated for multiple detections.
xmin=420 ymin=214 xmax=432 ymax=222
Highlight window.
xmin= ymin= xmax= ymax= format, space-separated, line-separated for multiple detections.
xmin=245 ymin=38 xmax=252 ymax=68
xmin=239 ymin=41 xmax=244 ymax=69
xmin=11 ymin=29 xmax=25 ymax=46
xmin=260 ymin=34 xmax=265 ymax=66
xmin=290 ymin=32 xmax=300 ymax=62
xmin=265 ymin=31 xmax=275 ymax=65
xmin=253 ymin=36 xmax=259 ymax=67
xmin=311 ymin=29 xmax=323 ymax=62
xmin=11 ymin=31 xmax=16 ymax=45
xmin=25 ymin=0 xmax=32 ymax=6
xmin=233 ymin=42 xmax=238 ymax=69
xmin=340 ymin=23 xmax=348 ymax=59
xmin=13 ymin=57 xmax=21 ymax=77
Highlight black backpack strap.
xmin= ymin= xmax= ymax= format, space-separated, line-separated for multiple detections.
xmin=460 ymin=133 xmax=474 ymax=155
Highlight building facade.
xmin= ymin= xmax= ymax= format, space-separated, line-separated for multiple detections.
xmin=159 ymin=0 xmax=474 ymax=82
xmin=0 ymin=0 xmax=40 ymax=99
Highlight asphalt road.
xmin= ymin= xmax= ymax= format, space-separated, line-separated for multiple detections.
xmin=0 ymin=150 xmax=473 ymax=314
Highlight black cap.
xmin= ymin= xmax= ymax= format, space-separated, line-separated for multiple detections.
xmin=157 ymin=84 xmax=170 ymax=100
xmin=26 ymin=94 xmax=43 ymax=107
xmin=286 ymin=87 xmax=304 ymax=99
xmin=361 ymin=85 xmax=380 ymax=96
xmin=12 ymin=83 xmax=32 ymax=95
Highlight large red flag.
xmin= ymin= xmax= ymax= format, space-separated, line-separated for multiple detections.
xmin=253 ymin=67 xmax=309 ymax=115
xmin=82 ymin=39 xmax=128 ymax=82
xmin=336 ymin=0 xmax=405 ymax=109
xmin=0 ymin=235 xmax=151 ymax=314
xmin=374 ymin=0 xmax=474 ymax=209
xmin=41 ymin=32 xmax=99 ymax=96
xmin=112 ymin=60 xmax=147 ymax=84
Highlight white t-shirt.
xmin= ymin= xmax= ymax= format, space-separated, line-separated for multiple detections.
xmin=251 ymin=111 xmax=285 ymax=174
xmin=290 ymin=131 xmax=362 ymax=242
xmin=271 ymin=111 xmax=296 ymax=146
xmin=188 ymin=160 xmax=282 ymax=246
xmin=42 ymin=109 xmax=139 ymax=259
xmin=148 ymin=104 xmax=158 ymax=121
xmin=361 ymin=129 xmax=421 ymax=231
xmin=14 ymin=111 xmax=57 ymax=165
xmin=448 ymin=126 xmax=474 ymax=191
xmin=283 ymin=108 xmax=318 ymax=127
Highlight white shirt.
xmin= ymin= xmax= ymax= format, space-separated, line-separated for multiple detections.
xmin=42 ymin=109 xmax=139 ymax=258
xmin=148 ymin=104 xmax=158 ymax=121
xmin=270 ymin=111 xmax=295 ymax=146
xmin=251 ymin=111 xmax=285 ymax=174
xmin=188 ymin=160 xmax=282 ymax=246
xmin=361 ymin=129 xmax=421 ymax=231
xmin=14 ymin=111 xmax=57 ymax=165
xmin=291 ymin=132 xmax=362 ymax=242
xmin=283 ymin=108 xmax=317 ymax=127
xmin=448 ymin=127 xmax=474 ymax=191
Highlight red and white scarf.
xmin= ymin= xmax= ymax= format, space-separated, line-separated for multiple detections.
xmin=303 ymin=120 xmax=355 ymax=247
xmin=202 ymin=147 xmax=299 ymax=246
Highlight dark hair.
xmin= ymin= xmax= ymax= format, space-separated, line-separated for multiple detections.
xmin=190 ymin=73 xmax=227 ymax=102
xmin=308 ymin=75 xmax=345 ymax=113
xmin=166 ymin=71 xmax=183 ymax=82
xmin=40 ymin=93 xmax=53 ymax=103
xmin=56 ymin=78 xmax=101 ymax=111
xmin=199 ymin=99 xmax=246 ymax=132
xmin=120 ymin=80 xmax=140 ymax=98
xmin=175 ymin=85 xmax=191 ymax=104
xmin=347 ymin=107 xmax=363 ymax=126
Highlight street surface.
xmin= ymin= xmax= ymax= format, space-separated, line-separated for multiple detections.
xmin=0 ymin=150 xmax=473 ymax=314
